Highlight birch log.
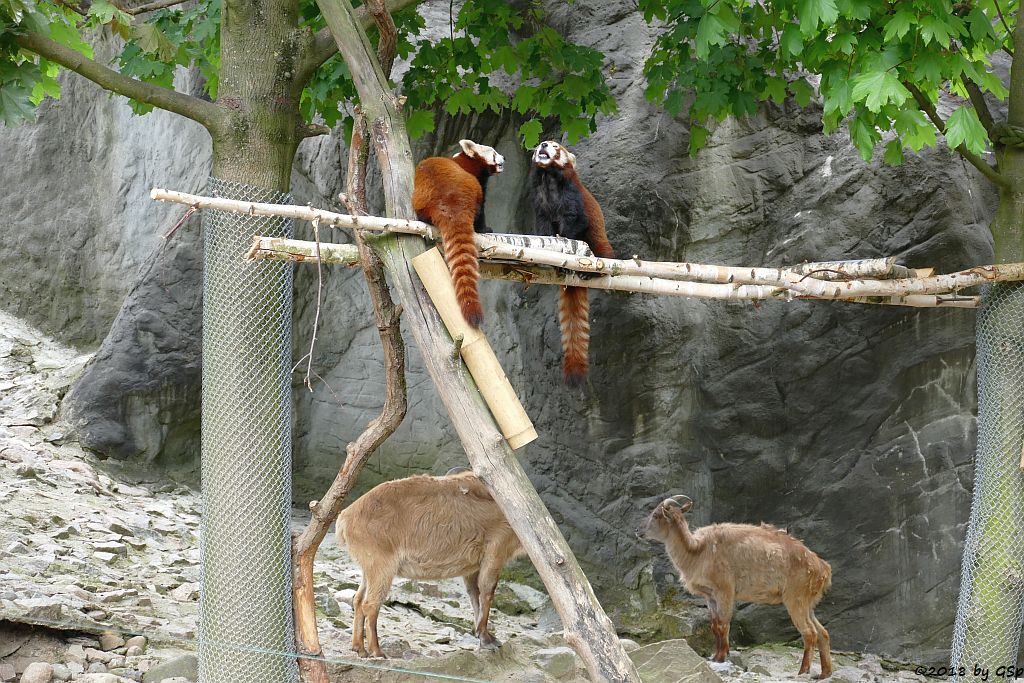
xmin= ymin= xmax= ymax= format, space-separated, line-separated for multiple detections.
xmin=246 ymin=236 xmax=997 ymax=308
xmin=153 ymin=189 xmax=930 ymax=289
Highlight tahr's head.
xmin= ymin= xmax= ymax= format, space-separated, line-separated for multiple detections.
xmin=635 ymin=495 xmax=693 ymax=543
xmin=457 ymin=139 xmax=504 ymax=174
xmin=532 ymin=140 xmax=576 ymax=169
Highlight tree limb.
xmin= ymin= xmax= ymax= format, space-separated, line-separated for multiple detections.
xmin=963 ymin=76 xmax=998 ymax=138
xmin=110 ymin=0 xmax=190 ymax=15
xmin=366 ymin=0 xmax=399 ymax=77
xmin=246 ymin=234 xmax=1019 ymax=306
xmin=15 ymin=31 xmax=222 ymax=130
xmin=905 ymin=80 xmax=1010 ymax=188
xmin=298 ymin=0 xmax=421 ymax=85
xmin=291 ymin=111 xmax=407 ymax=683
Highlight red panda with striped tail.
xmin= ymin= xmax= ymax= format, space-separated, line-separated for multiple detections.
xmin=531 ymin=140 xmax=614 ymax=386
xmin=413 ymin=139 xmax=505 ymax=327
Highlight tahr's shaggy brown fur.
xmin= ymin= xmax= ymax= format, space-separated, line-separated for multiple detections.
xmin=639 ymin=495 xmax=833 ymax=678
xmin=336 ymin=470 xmax=523 ymax=658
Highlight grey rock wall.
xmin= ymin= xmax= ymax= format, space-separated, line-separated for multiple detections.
xmin=0 ymin=0 xmax=993 ymax=664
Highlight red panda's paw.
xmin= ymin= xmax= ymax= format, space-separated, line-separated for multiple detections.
xmin=461 ymin=302 xmax=485 ymax=328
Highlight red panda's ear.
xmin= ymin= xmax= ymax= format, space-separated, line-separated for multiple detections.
xmin=458 ymin=139 xmax=479 ymax=157
xmin=566 ymin=150 xmax=577 ymax=167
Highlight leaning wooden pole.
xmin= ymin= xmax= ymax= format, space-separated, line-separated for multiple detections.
xmin=313 ymin=0 xmax=641 ymax=680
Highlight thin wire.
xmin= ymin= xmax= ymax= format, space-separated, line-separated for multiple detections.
xmin=4 ymin=614 xmax=494 ymax=683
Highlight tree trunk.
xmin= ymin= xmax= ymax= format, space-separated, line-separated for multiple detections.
xmin=196 ymin=1 xmax=307 ymax=681
xmin=951 ymin=107 xmax=1024 ymax=671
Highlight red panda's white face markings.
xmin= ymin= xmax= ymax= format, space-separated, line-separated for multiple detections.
xmin=456 ymin=139 xmax=505 ymax=174
xmin=532 ymin=141 xmax=574 ymax=169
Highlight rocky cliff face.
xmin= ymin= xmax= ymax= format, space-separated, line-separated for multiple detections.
xmin=0 ymin=0 xmax=991 ymax=663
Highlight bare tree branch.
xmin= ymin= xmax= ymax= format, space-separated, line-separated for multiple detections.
xmin=291 ymin=111 xmax=407 ymax=683
xmin=15 ymin=31 xmax=222 ymax=130
xmin=963 ymin=76 xmax=998 ymax=138
xmin=297 ymin=122 xmax=332 ymax=138
xmin=110 ymin=0 xmax=190 ymax=15
xmin=366 ymin=0 xmax=399 ymax=77
xmin=247 ymin=234 xmax=1019 ymax=307
xmin=298 ymin=0 xmax=421 ymax=85
xmin=905 ymin=80 xmax=1010 ymax=188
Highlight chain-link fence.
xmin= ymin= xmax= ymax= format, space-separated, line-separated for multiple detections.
xmin=199 ymin=177 xmax=297 ymax=682
xmin=951 ymin=282 xmax=1024 ymax=677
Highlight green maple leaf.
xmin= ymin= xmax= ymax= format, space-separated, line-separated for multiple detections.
xmin=0 ymin=82 xmax=35 ymax=126
xmin=406 ymin=109 xmax=435 ymax=139
xmin=944 ymin=106 xmax=989 ymax=155
xmin=851 ymin=70 xmax=910 ymax=112
xmin=798 ymin=0 xmax=839 ymax=36
xmin=883 ymin=138 xmax=905 ymax=165
xmin=519 ymin=119 xmax=542 ymax=149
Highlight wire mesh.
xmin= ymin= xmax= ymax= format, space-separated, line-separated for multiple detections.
xmin=951 ymin=281 xmax=1024 ymax=677
xmin=199 ymin=176 xmax=297 ymax=682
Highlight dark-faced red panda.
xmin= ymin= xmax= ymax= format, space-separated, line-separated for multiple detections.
xmin=531 ymin=140 xmax=614 ymax=386
xmin=413 ymin=139 xmax=505 ymax=327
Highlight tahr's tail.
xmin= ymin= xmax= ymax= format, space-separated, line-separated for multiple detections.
xmin=559 ymin=285 xmax=590 ymax=386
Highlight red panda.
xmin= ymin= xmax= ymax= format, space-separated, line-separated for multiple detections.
xmin=412 ymin=139 xmax=505 ymax=327
xmin=531 ymin=140 xmax=614 ymax=386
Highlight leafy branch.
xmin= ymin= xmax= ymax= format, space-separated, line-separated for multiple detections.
xmin=905 ymin=80 xmax=1008 ymax=187
xmin=14 ymin=29 xmax=222 ymax=128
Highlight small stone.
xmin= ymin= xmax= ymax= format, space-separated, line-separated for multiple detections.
xmin=5 ymin=540 xmax=30 ymax=555
xmin=335 ymin=588 xmax=357 ymax=606
xmin=532 ymin=646 xmax=579 ymax=679
xmin=99 ymin=631 xmax=126 ymax=651
xmin=125 ymin=646 xmax=144 ymax=657
xmin=49 ymin=665 xmax=70 ymax=682
xmin=124 ymin=636 xmax=147 ymax=652
xmin=84 ymin=648 xmax=115 ymax=663
xmin=74 ymin=675 xmax=122 ymax=683
xmin=18 ymin=662 xmax=53 ymax=683
xmin=0 ymin=661 xmax=14 ymax=682
xmin=170 ymin=583 xmax=199 ymax=602
xmin=66 ymin=663 xmax=84 ymax=677
xmin=141 ymin=654 xmax=197 ymax=683
xmin=94 ymin=552 xmax=117 ymax=564
xmin=87 ymin=661 xmax=108 ymax=673
xmin=108 ymin=522 xmax=134 ymax=536
xmin=65 ymin=644 xmax=86 ymax=662
xmin=93 ymin=542 xmax=128 ymax=557
xmin=618 ymin=638 xmax=641 ymax=652
xmin=433 ymin=627 xmax=456 ymax=644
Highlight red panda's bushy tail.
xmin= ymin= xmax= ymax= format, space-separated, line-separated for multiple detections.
xmin=413 ymin=157 xmax=485 ymax=328
xmin=435 ymin=213 xmax=484 ymax=327
xmin=559 ymin=285 xmax=590 ymax=386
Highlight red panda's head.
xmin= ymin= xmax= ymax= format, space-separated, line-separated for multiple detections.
xmin=532 ymin=141 xmax=576 ymax=169
xmin=456 ymin=139 xmax=504 ymax=174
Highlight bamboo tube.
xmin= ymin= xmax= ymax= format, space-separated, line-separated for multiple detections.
xmin=412 ymin=248 xmax=537 ymax=450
